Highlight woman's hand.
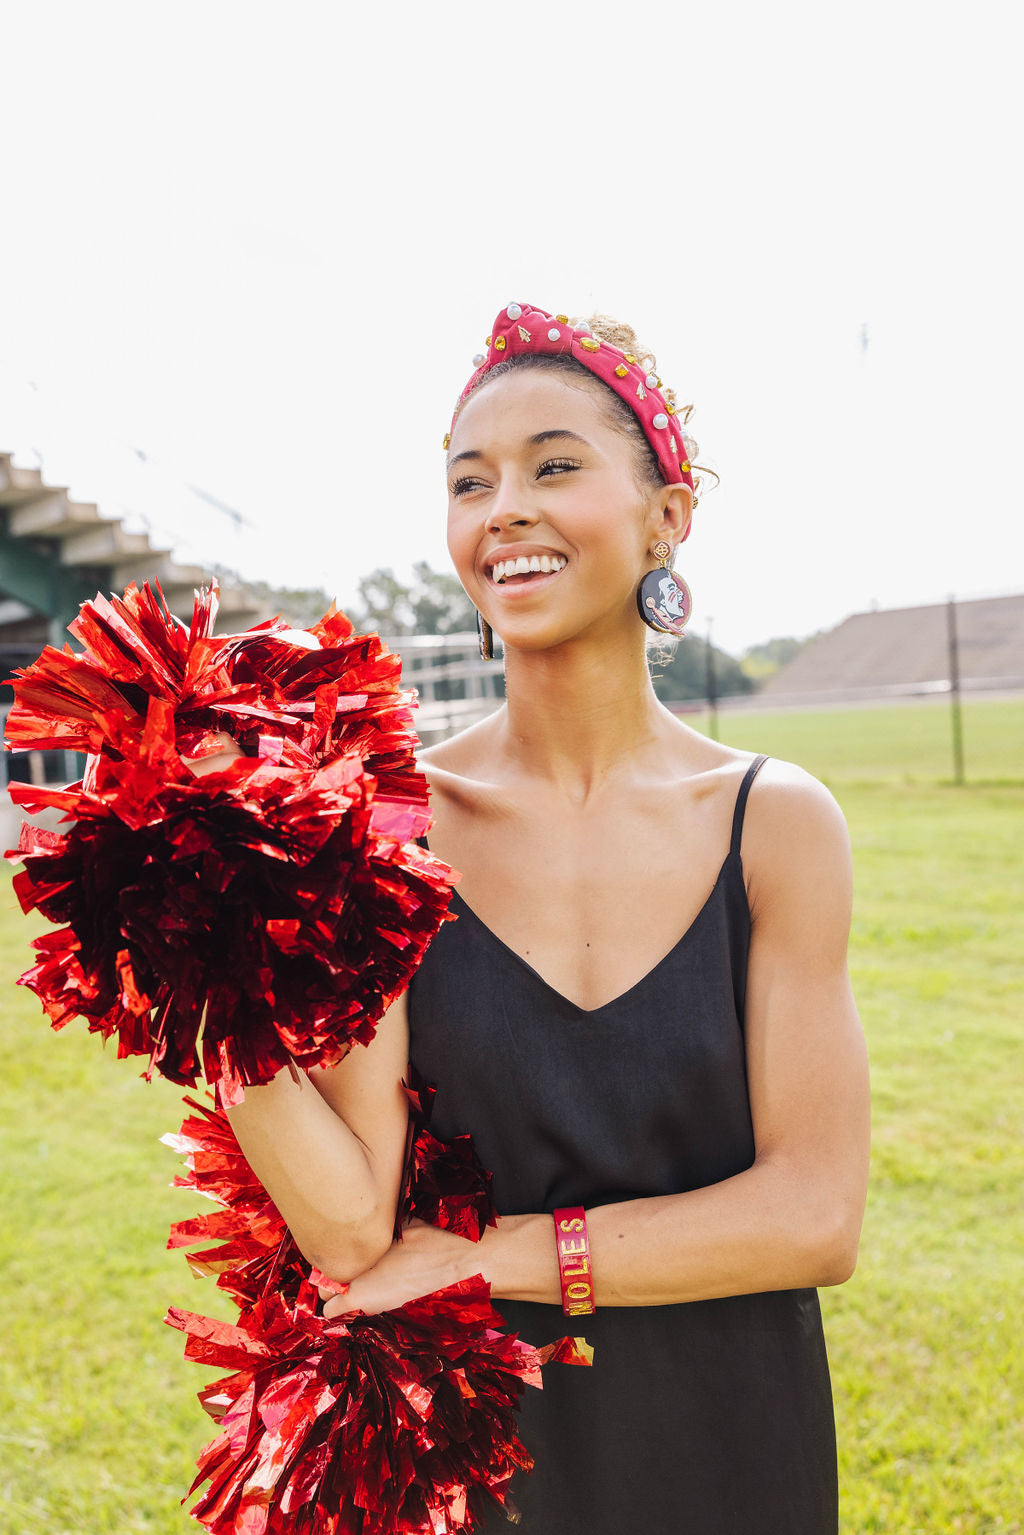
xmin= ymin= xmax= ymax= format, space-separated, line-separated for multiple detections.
xmin=182 ymin=730 xmax=243 ymax=777
xmin=320 ymin=1219 xmax=490 ymax=1319
xmin=318 ymin=1213 xmax=554 ymax=1319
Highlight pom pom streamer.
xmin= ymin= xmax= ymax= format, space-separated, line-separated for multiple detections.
xmin=164 ymin=1090 xmax=592 ymax=1533
xmin=164 ymin=1094 xmax=314 ymax=1309
xmin=398 ymin=1069 xmax=496 ymax=1244
xmin=5 ymin=579 xmax=426 ymax=798
xmin=4 ymin=582 xmax=457 ymax=1097
xmin=167 ymin=1279 xmax=592 ymax=1535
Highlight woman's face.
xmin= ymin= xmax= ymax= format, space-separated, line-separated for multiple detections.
xmin=446 ymin=369 xmax=674 ymax=653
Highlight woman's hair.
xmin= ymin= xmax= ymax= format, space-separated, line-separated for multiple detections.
xmin=464 ymin=315 xmax=668 ymax=493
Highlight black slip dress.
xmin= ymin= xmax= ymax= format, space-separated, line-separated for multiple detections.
xmin=408 ymin=754 xmax=838 ymax=1534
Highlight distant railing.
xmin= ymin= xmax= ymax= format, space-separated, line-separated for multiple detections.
xmin=379 ymin=632 xmax=505 ymax=745
xmin=718 ymin=674 xmax=1024 ymax=713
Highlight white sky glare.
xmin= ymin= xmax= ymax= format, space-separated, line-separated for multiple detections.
xmin=1 ymin=0 xmax=1021 ymax=654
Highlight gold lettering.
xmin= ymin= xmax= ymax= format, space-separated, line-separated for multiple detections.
xmin=559 ymin=1217 xmax=585 ymax=1234
xmin=559 ymin=1238 xmax=587 ymax=1257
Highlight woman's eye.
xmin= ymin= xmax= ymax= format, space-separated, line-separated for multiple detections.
xmin=537 ymin=457 xmax=582 ymax=479
xmin=449 ymin=476 xmax=484 ymax=498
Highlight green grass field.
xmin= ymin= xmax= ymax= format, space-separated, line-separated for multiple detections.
xmin=2 ymin=696 xmax=1022 ymax=1533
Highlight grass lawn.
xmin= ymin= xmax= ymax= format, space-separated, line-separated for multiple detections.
xmin=689 ymin=693 xmax=1024 ymax=787
xmin=1 ymin=696 xmax=1022 ymax=1532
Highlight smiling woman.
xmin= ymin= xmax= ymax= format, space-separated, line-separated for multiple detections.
xmin=225 ymin=301 xmax=870 ymax=1535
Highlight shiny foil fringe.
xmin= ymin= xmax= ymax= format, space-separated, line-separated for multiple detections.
xmin=164 ymin=1094 xmax=314 ymax=1310
xmin=398 ymin=1069 xmax=497 ymax=1245
xmin=5 ymin=579 xmax=427 ymax=798
xmin=6 ymin=578 xmax=595 ymax=1531
xmin=164 ymin=1092 xmax=593 ymax=1533
xmin=167 ymin=1278 xmax=593 ymax=1535
xmin=4 ymin=581 xmax=457 ymax=1098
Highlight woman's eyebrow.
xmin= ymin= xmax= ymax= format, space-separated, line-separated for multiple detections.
xmin=527 ymin=430 xmax=591 ymax=448
xmin=448 ymin=429 xmax=591 ymax=470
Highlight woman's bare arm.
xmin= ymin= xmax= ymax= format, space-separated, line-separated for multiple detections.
xmin=225 ymin=993 xmax=410 ymax=1279
xmin=325 ymin=767 xmax=870 ymax=1313
xmin=184 ymin=732 xmax=409 ymax=1278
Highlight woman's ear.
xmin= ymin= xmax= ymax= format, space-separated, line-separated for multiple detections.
xmin=655 ymin=483 xmax=693 ymax=545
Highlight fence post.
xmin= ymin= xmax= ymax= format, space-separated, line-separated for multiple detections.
xmin=946 ymin=594 xmax=965 ymax=785
xmin=705 ymin=618 xmax=718 ymax=742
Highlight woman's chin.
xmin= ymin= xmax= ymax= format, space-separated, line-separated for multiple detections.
xmin=493 ymin=611 xmax=639 ymax=657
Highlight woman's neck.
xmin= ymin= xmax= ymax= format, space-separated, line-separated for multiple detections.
xmin=496 ymin=631 xmax=668 ymax=799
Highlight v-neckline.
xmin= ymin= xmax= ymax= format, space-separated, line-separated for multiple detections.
xmin=447 ymin=848 xmax=737 ymax=1018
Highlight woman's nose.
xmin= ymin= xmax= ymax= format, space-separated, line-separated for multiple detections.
xmin=486 ymin=480 xmax=538 ymax=533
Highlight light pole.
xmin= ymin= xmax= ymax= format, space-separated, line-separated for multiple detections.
xmin=946 ymin=595 xmax=965 ymax=785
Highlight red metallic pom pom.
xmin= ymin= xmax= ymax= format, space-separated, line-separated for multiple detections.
xmin=398 ymin=1068 xmax=497 ymax=1244
xmin=166 ymin=1278 xmax=592 ymax=1535
xmin=163 ymin=1087 xmax=592 ymax=1534
xmin=6 ymin=579 xmax=425 ymax=796
xmin=163 ymin=1094 xmax=313 ymax=1309
xmin=4 ymin=583 xmax=456 ymax=1098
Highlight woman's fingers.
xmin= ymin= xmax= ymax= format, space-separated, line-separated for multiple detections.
xmin=182 ymin=730 xmax=243 ymax=777
xmin=318 ymin=1220 xmax=483 ymax=1320
xmin=323 ymin=1291 xmax=355 ymax=1319
xmin=317 ymin=1279 xmax=351 ymax=1303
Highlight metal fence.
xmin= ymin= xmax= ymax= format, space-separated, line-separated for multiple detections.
xmin=379 ymin=632 xmax=505 ymax=745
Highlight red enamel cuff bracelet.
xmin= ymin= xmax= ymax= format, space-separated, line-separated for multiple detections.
xmin=553 ymin=1206 xmax=596 ymax=1316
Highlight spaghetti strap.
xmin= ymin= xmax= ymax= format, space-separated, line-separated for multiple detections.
xmin=730 ymin=754 xmax=769 ymax=860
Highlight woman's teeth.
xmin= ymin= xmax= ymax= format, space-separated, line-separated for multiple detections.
xmin=490 ymin=553 xmax=567 ymax=584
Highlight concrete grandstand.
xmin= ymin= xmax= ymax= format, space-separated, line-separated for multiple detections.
xmin=752 ymin=594 xmax=1024 ymax=708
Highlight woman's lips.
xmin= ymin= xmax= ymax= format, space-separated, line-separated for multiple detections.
xmin=485 ymin=564 xmax=567 ymax=596
xmin=488 ymin=553 xmax=568 ymax=584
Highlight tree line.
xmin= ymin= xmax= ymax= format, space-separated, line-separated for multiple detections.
xmin=255 ymin=563 xmax=807 ymax=702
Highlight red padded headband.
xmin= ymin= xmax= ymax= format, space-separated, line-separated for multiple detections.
xmin=448 ymin=302 xmax=697 ymax=528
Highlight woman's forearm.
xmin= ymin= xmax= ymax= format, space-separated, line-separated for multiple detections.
xmin=327 ymin=1150 xmax=867 ymax=1321
xmin=492 ymin=1156 xmax=863 ymax=1307
xmin=224 ymin=1063 xmax=401 ymax=1278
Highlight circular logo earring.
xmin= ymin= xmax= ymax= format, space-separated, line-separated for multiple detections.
xmin=636 ymin=540 xmax=693 ymax=638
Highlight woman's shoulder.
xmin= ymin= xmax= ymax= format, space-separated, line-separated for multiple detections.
xmin=743 ymin=755 xmax=849 ymax=846
xmin=738 ymin=756 xmax=853 ymax=921
xmin=657 ymin=718 xmax=837 ymax=824
xmin=418 ymin=712 xmax=509 ymax=812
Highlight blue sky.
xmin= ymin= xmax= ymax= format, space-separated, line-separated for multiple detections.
xmin=1 ymin=0 xmax=1021 ymax=653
